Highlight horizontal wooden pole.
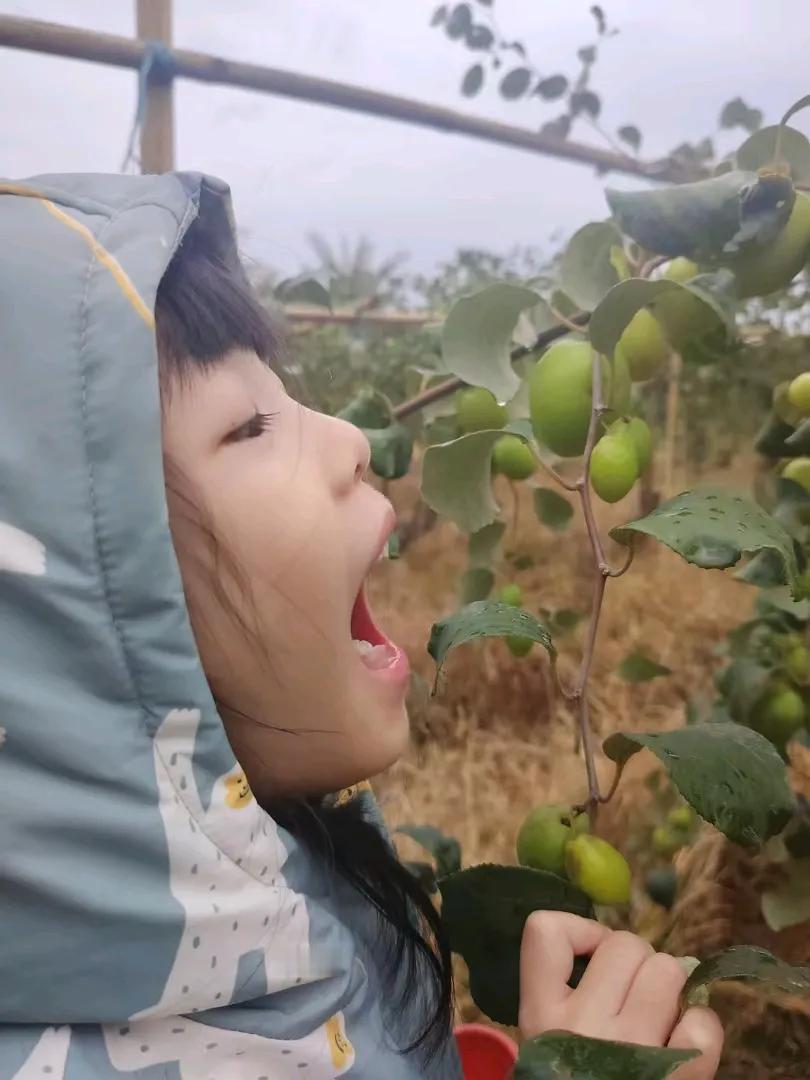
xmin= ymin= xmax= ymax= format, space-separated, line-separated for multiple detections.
xmin=0 ymin=15 xmax=701 ymax=184
xmin=283 ymin=306 xmax=437 ymax=327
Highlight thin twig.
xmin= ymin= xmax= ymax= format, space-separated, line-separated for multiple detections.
xmin=598 ymin=761 xmax=626 ymax=804
xmin=607 ymin=542 xmax=635 ymax=578
xmin=535 ymin=455 xmax=579 ymax=493
xmin=510 ymin=481 xmax=520 ymax=544
xmin=550 ymin=304 xmax=588 ymax=335
xmin=392 ymin=312 xmax=591 ymax=421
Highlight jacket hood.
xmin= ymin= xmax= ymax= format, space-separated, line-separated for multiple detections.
xmin=0 ymin=172 xmax=458 ymax=1079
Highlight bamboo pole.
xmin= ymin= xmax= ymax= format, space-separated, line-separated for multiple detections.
xmin=0 ymin=14 xmax=703 ymax=185
xmin=136 ymin=0 xmax=175 ymax=173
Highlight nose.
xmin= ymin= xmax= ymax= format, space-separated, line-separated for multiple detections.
xmin=319 ymin=411 xmax=371 ymax=494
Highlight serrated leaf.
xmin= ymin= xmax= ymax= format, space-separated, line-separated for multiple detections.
xmin=559 ymin=221 xmax=623 ymax=310
xmin=500 ymin=67 xmax=532 ymax=99
xmin=617 ymin=651 xmax=671 ymax=683
xmin=536 ymin=75 xmax=568 ymax=100
xmin=533 ymin=488 xmax=574 ymax=531
xmin=588 ymin=277 xmax=734 ymax=356
xmin=462 ymin=63 xmax=484 ymax=96
xmin=609 ymin=490 xmax=799 ymax=596
xmin=606 ymin=169 xmax=795 ymax=260
xmin=442 ymin=283 xmax=540 ymax=402
xmin=684 ymin=945 xmax=810 ymax=1006
xmin=736 ymin=125 xmax=810 ymax=185
xmin=468 ymin=520 xmax=507 ymax=568
xmin=762 ymin=859 xmax=810 ymax=932
xmin=397 ymin=824 xmax=461 ymax=878
xmin=428 ymin=601 xmax=555 ymax=686
xmin=421 ymin=430 xmax=504 ymax=533
xmin=459 ymin=566 xmax=494 ymax=603
xmin=618 ymin=125 xmax=642 ymax=152
xmin=275 ymin=275 xmax=332 ymax=308
xmin=514 ymin=1031 xmax=697 ymax=1080
xmin=438 ymin=865 xmax=592 ymax=1024
xmin=603 ymin=724 xmax=795 ymax=848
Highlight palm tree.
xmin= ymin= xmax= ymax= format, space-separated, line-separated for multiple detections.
xmin=304 ymin=232 xmax=409 ymax=310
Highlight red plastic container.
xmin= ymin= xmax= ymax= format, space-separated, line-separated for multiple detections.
xmin=454 ymin=1023 xmax=519 ymax=1080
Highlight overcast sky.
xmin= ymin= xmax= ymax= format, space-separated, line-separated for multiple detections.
xmin=2 ymin=1 xmax=809 ymax=279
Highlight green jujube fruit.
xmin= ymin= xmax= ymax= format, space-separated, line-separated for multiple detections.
xmin=590 ymin=431 xmax=639 ymax=504
xmin=615 ymin=309 xmax=669 ymax=381
xmin=565 ymin=834 xmax=632 ymax=905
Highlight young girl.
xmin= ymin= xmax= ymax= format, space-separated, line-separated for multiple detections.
xmin=0 ymin=172 xmax=722 ymax=1078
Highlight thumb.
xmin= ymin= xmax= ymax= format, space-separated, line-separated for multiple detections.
xmin=668 ymin=1006 xmax=724 ymax=1079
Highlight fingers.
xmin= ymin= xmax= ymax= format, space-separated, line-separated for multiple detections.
xmin=519 ymin=911 xmax=612 ymax=1036
xmin=572 ymin=930 xmax=654 ymax=1019
xmin=617 ymin=951 xmax=687 ymax=1045
xmin=668 ymin=1007 xmax=724 ymax=1079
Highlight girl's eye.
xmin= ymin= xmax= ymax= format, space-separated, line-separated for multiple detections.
xmin=228 ymin=411 xmax=276 ymax=442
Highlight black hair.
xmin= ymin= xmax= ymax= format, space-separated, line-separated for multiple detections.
xmin=154 ymin=222 xmax=454 ymax=1064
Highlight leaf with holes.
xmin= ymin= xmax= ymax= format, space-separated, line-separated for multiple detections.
xmin=684 ymin=946 xmax=810 ymax=1006
xmin=603 ymin=724 xmax=795 ymax=848
xmin=588 ymin=277 xmax=734 ymax=356
xmin=514 ymin=1032 xmax=697 ymax=1080
xmin=429 ymin=601 xmax=554 ymax=687
xmin=533 ymin=488 xmax=574 ymax=532
xmin=617 ymin=651 xmax=672 ymax=683
xmin=500 ymin=67 xmax=532 ymax=99
xmin=397 ymin=824 xmax=462 ymax=878
xmin=609 ymin=490 xmax=800 ymax=596
xmin=606 ymin=169 xmax=795 ymax=259
xmin=439 ymin=865 xmax=592 ymax=1024
xmin=559 ymin=221 xmax=623 ymax=311
xmin=442 ymin=283 xmax=540 ymax=402
xmin=462 ymin=63 xmax=484 ymax=96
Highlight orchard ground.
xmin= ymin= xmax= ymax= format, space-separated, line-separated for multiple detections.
xmin=369 ymin=454 xmax=810 ymax=1079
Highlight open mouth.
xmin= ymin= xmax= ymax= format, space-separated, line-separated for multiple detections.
xmin=350 ymin=585 xmax=401 ymax=672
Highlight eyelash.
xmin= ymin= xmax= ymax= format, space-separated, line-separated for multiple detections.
xmin=231 ymin=411 xmax=276 ymax=442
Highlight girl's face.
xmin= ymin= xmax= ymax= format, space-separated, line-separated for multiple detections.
xmin=161 ymin=348 xmax=411 ymax=800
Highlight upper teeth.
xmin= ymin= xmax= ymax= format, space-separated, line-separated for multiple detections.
xmin=353 ymin=639 xmax=374 ymax=654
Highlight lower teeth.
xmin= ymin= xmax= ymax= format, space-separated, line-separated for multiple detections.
xmin=353 ymin=639 xmax=396 ymax=670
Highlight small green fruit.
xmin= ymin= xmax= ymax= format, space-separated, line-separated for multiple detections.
xmin=782 ymin=458 xmax=810 ymax=493
xmin=729 ymin=193 xmax=810 ymax=299
xmin=667 ymin=806 xmax=695 ymax=832
xmin=492 ymin=435 xmax=535 ymax=480
xmin=608 ymin=416 xmax=653 ymax=473
xmin=615 ymin=309 xmax=669 ymax=381
xmin=456 ymin=387 xmax=508 ymax=434
xmin=663 ymin=257 xmax=699 ymax=285
xmin=500 ymin=583 xmax=523 ymax=607
xmin=529 ymin=341 xmax=629 ymax=458
xmin=645 ymin=866 xmax=678 ymax=910
xmin=516 ymin=804 xmax=587 ymax=876
xmin=786 ymin=644 xmax=810 ymax=686
xmin=752 ymin=685 xmax=806 ymax=748
xmin=565 ymin=834 xmax=632 ymax=905
xmin=506 ymin=635 xmax=534 ymax=658
xmin=652 ymin=826 xmax=685 ymax=859
xmin=788 ymin=373 xmax=810 ymax=416
xmin=590 ymin=432 xmax=639 ymax=504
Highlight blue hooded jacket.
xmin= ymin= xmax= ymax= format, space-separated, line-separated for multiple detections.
xmin=0 ymin=172 xmax=461 ymax=1079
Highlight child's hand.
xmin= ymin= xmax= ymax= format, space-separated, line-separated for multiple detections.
xmin=519 ymin=911 xmax=723 ymax=1078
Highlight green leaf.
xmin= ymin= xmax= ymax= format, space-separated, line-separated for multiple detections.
xmin=533 ymin=487 xmax=574 ymax=532
xmin=736 ymin=125 xmax=810 ymax=184
xmin=755 ymin=412 xmax=800 ymax=458
xmin=609 ymin=489 xmax=800 ymax=597
xmin=366 ymin=423 xmax=414 ymax=480
xmin=545 ymin=608 xmax=585 ymax=637
xmin=336 ymin=388 xmax=393 ymax=429
xmin=428 ymin=600 xmax=555 ymax=687
xmin=446 ymin=2 xmax=472 ymax=39
xmin=441 ymin=283 xmax=540 ymax=402
xmin=617 ymin=651 xmax=672 ymax=683
xmin=588 ymin=277 xmax=734 ymax=356
xmin=684 ymin=946 xmax=810 ymax=1006
xmin=717 ymin=657 xmax=772 ymax=724
xmin=514 ymin=1032 xmax=697 ymax=1080
xmin=570 ymin=89 xmax=601 ymax=118
xmin=275 ymin=274 xmax=332 ymax=308
xmin=536 ymin=75 xmax=568 ymax=100
xmin=421 ymin=430 xmax=504 ymax=533
xmin=466 ymin=24 xmax=494 ymax=49
xmin=606 ymin=169 xmax=795 ymax=260
xmin=461 ymin=63 xmax=484 ymax=96
xmin=603 ymin=724 xmax=796 ymax=848
xmin=459 ymin=566 xmax=494 ymax=603
xmin=468 ymin=520 xmax=507 ymax=568
xmin=786 ymin=419 xmax=810 ymax=454
xmin=617 ymin=125 xmax=642 ymax=152
xmin=762 ymin=859 xmax=810 ymax=932
xmin=720 ymin=96 xmax=763 ymax=133
xmin=396 ymin=824 xmax=462 ymax=878
xmin=559 ymin=221 xmax=623 ymax=311
xmin=438 ymin=864 xmax=593 ymax=1024
xmin=430 ymin=4 xmax=448 ymax=27
xmin=500 ymin=67 xmax=532 ymax=99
